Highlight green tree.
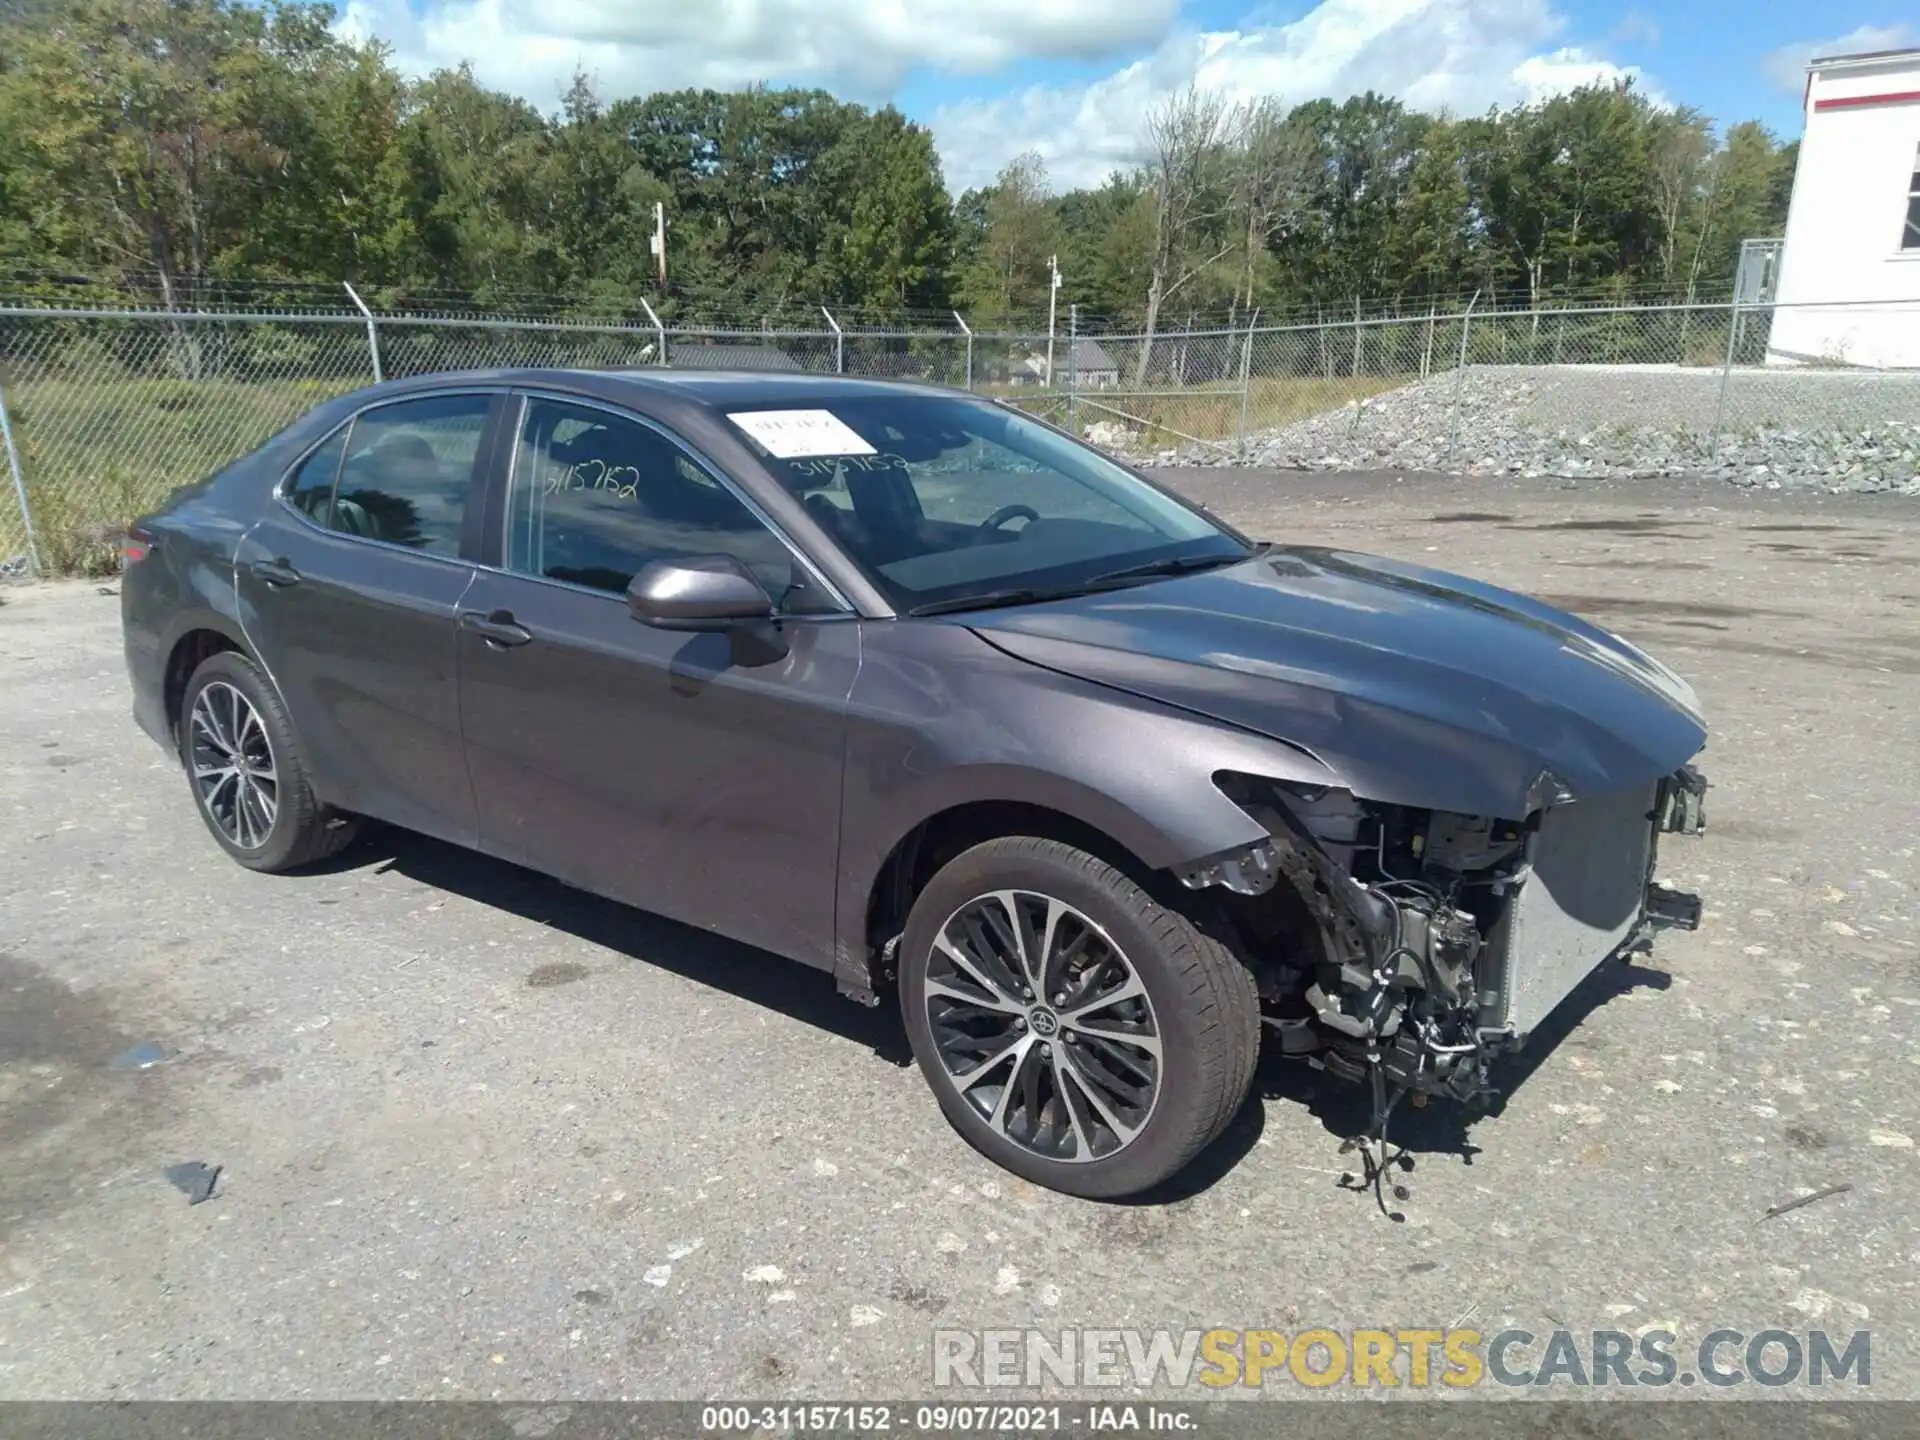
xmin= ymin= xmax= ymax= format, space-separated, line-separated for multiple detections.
xmin=0 ymin=0 xmax=344 ymax=302
xmin=1055 ymin=174 xmax=1151 ymax=325
xmin=955 ymin=152 xmax=1061 ymax=327
xmin=825 ymin=107 xmax=952 ymax=313
xmin=397 ymin=64 xmax=552 ymax=299
xmin=0 ymin=1 xmax=1807 ymax=325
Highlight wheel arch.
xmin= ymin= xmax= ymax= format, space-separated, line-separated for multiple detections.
xmin=838 ymin=760 xmax=1267 ymax=1004
xmin=864 ymin=798 xmax=1167 ymax=976
xmin=160 ymin=618 xmax=255 ymax=747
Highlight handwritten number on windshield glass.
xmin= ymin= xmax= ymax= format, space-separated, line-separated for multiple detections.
xmin=786 ymin=453 xmax=909 ymax=478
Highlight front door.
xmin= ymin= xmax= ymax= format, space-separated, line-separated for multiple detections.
xmin=233 ymin=392 xmax=498 ymax=846
xmin=455 ymin=396 xmax=859 ymax=966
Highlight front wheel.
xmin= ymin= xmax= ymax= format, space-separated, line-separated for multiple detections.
xmin=900 ymin=837 xmax=1260 ymax=1199
xmin=178 ymin=650 xmax=359 ymax=872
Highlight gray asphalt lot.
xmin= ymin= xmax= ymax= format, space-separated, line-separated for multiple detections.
xmin=1 ymin=468 xmax=1917 ymax=1402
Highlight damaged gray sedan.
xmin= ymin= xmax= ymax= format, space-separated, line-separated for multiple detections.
xmin=122 ymin=369 xmax=1706 ymax=1200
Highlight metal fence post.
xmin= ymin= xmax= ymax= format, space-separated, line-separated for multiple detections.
xmin=1448 ymin=290 xmax=1480 ymax=465
xmin=1066 ymin=305 xmax=1079 ymax=432
xmin=1236 ymin=309 xmax=1259 ymax=444
xmin=1421 ymin=300 xmax=1437 ymax=380
xmin=1712 ymin=296 xmax=1740 ymax=446
xmin=343 ymin=283 xmax=383 ymax=383
xmin=0 ymin=375 xmax=42 ymax=575
xmin=821 ymin=307 xmax=843 ymax=374
xmin=640 ymin=298 xmax=667 ymax=366
xmin=954 ymin=311 xmax=973 ymax=392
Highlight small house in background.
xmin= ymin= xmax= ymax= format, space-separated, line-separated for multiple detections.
xmin=1022 ymin=338 xmax=1121 ymax=389
xmin=1769 ymin=45 xmax=1920 ymax=368
xmin=666 ymin=343 xmax=805 ymax=372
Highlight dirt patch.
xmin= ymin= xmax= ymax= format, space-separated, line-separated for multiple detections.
xmin=1514 ymin=517 xmax=1703 ymax=534
xmin=1559 ymin=559 xmax=1712 ymax=572
xmin=527 ymin=962 xmax=590 ymax=988
xmin=0 ymin=952 xmax=177 ymax=1240
xmin=1536 ymin=595 xmax=1800 ymax=621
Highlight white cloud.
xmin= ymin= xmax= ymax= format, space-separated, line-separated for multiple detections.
xmin=1762 ymin=24 xmax=1918 ymax=96
xmin=932 ymin=0 xmax=1651 ymax=191
xmin=337 ymin=0 xmax=1179 ymax=108
xmin=335 ymin=0 xmax=1652 ymax=196
xmin=1510 ymin=46 xmax=1641 ymax=104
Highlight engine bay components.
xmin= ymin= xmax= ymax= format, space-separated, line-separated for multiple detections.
xmin=1189 ymin=769 xmax=1708 ymax=1113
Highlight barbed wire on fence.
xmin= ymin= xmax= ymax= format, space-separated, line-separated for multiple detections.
xmin=1 ymin=293 xmax=1914 ymax=578
xmin=0 ymin=267 xmax=1754 ymax=332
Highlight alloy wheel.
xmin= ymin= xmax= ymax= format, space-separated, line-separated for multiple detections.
xmin=924 ymin=890 xmax=1162 ymax=1163
xmin=188 ymin=681 xmax=278 ymax=850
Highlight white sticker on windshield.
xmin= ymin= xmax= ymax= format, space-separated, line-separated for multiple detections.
xmin=728 ymin=409 xmax=876 ymax=459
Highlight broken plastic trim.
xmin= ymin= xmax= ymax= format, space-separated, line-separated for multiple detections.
xmin=1655 ymin=763 xmax=1709 ymax=836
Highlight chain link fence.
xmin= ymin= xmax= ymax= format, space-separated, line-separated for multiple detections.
xmin=1 ymin=295 xmax=1915 ymax=576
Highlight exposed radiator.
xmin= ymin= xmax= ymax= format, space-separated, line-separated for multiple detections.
xmin=1478 ymin=781 xmax=1657 ymax=1039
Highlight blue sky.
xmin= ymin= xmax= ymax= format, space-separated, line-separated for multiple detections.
xmin=343 ymin=0 xmax=1917 ymax=190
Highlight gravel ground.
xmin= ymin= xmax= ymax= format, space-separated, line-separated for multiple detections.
xmin=2 ymin=469 xmax=1918 ymax=1403
xmin=1138 ymin=366 xmax=1920 ymax=493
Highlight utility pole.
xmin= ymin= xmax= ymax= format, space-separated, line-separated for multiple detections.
xmin=648 ymin=202 xmax=667 ymax=292
xmin=1045 ymin=254 xmax=1062 ymax=387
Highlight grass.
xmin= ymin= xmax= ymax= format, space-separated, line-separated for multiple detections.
xmin=4 ymin=377 xmax=360 ymax=574
xmin=997 ymin=374 xmax=1406 ymax=447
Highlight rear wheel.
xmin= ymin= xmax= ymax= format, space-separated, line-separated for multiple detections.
xmin=178 ymin=650 xmax=358 ymax=872
xmin=900 ymin=836 xmax=1259 ymax=1199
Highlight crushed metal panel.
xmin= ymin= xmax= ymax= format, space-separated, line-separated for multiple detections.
xmin=1483 ymin=781 xmax=1657 ymax=1038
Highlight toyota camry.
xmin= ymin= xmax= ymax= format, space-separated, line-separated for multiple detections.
xmin=121 ymin=369 xmax=1708 ymax=1199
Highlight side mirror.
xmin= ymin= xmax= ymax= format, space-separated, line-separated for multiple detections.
xmin=627 ymin=555 xmax=774 ymax=631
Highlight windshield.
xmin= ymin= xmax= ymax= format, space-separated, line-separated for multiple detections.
xmin=725 ymin=394 xmax=1249 ymax=613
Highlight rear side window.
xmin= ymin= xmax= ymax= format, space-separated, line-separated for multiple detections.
xmin=285 ymin=429 xmax=346 ymax=525
xmin=332 ymin=395 xmax=492 ymax=556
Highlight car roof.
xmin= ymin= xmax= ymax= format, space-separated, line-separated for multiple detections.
xmin=362 ymin=367 xmax=964 ymax=411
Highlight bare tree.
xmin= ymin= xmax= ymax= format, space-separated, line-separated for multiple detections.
xmin=1136 ymin=88 xmax=1241 ymax=386
xmin=1231 ymin=97 xmax=1320 ymax=311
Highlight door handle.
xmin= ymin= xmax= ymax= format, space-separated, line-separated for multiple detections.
xmin=249 ymin=558 xmax=301 ymax=587
xmin=459 ymin=609 xmax=534 ymax=648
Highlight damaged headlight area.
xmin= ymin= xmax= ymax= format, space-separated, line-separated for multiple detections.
xmin=1180 ymin=767 xmax=1708 ymax=1116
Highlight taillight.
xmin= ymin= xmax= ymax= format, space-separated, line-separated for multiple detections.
xmin=122 ymin=526 xmax=153 ymax=568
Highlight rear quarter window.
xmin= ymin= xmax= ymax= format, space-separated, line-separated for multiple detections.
xmin=284 ymin=430 xmax=347 ymax=526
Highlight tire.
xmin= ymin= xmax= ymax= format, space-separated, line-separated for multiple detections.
xmin=177 ymin=650 xmax=359 ymax=873
xmin=900 ymin=836 xmax=1260 ymax=1199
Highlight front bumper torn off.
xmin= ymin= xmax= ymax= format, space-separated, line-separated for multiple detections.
xmin=1180 ymin=762 xmax=1712 ymax=1100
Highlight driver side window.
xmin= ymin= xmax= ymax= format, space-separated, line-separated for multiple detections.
xmin=505 ymin=399 xmax=839 ymax=613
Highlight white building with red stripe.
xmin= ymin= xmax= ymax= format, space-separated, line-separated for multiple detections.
xmin=1770 ymin=46 xmax=1920 ymax=368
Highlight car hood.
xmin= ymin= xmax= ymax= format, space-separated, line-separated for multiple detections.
xmin=964 ymin=546 xmax=1707 ymax=819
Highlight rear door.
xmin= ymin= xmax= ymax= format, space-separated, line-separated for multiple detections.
xmin=234 ymin=391 xmax=503 ymax=846
xmin=454 ymin=394 xmax=860 ymax=965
